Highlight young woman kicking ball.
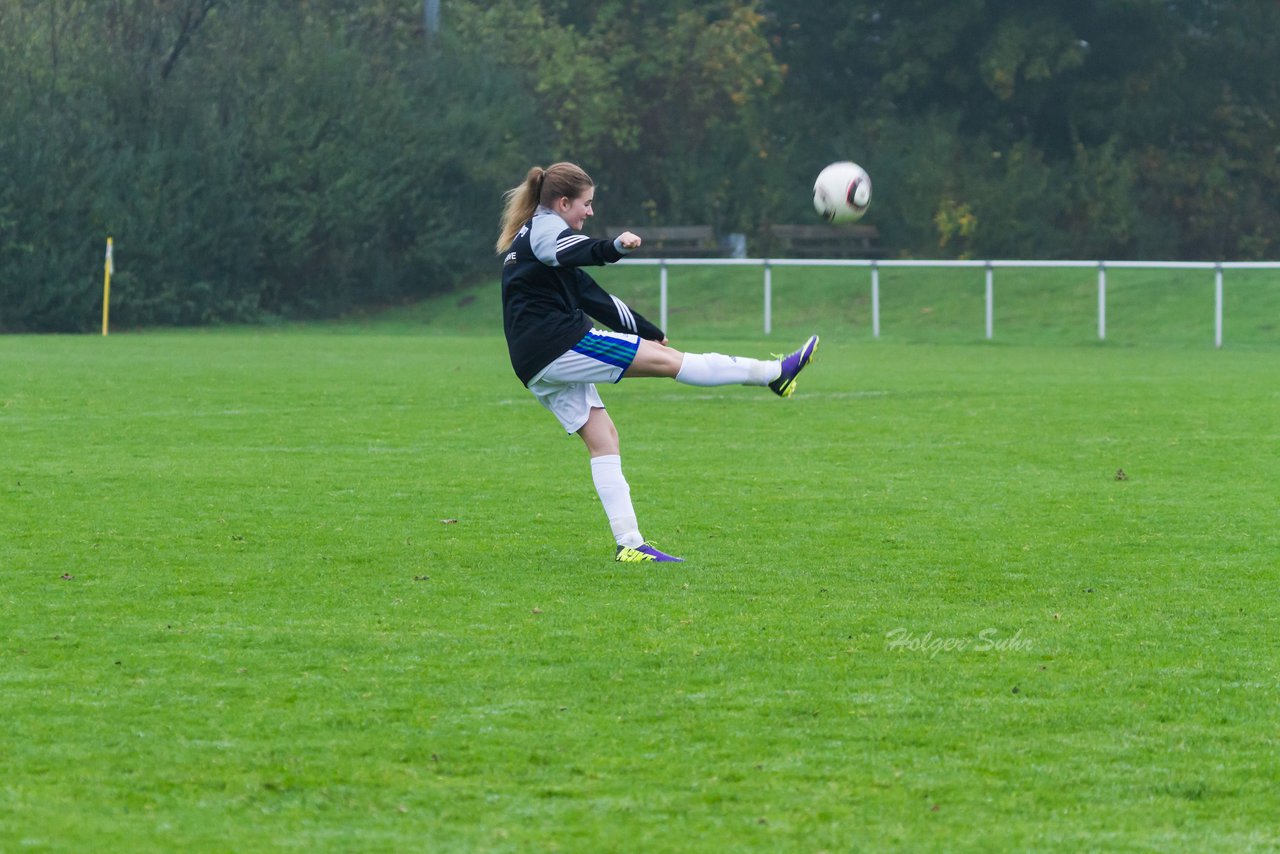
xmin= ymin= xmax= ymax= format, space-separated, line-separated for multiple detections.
xmin=497 ymin=162 xmax=818 ymax=563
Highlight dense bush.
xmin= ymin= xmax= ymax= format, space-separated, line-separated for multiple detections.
xmin=0 ymin=3 xmax=538 ymax=331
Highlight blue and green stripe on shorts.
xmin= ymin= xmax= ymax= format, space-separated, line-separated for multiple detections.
xmin=571 ymin=330 xmax=640 ymax=373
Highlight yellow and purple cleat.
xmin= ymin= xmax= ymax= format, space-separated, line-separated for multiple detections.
xmin=615 ymin=543 xmax=684 ymax=563
xmin=769 ymin=334 xmax=820 ymax=398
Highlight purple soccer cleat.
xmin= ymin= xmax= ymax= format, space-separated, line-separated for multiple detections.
xmin=615 ymin=543 xmax=685 ymax=563
xmin=769 ymin=334 xmax=820 ymax=397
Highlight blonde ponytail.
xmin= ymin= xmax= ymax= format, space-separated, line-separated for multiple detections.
xmin=495 ymin=162 xmax=595 ymax=254
xmin=495 ymin=167 xmax=545 ymax=254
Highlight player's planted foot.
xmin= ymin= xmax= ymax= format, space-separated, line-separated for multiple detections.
xmin=769 ymin=334 xmax=820 ymax=398
xmin=615 ymin=543 xmax=684 ymax=563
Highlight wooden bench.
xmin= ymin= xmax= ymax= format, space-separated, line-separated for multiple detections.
xmin=606 ymin=225 xmax=722 ymax=258
xmin=758 ymin=223 xmax=885 ymax=259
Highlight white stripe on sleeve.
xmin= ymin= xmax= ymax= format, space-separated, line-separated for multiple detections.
xmin=555 ymin=234 xmax=592 ymax=254
xmin=611 ymin=295 xmax=637 ymax=332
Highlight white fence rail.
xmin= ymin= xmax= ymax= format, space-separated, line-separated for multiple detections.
xmin=623 ymin=258 xmax=1280 ymax=348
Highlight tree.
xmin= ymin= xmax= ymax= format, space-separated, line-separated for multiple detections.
xmin=449 ymin=0 xmax=784 ymax=230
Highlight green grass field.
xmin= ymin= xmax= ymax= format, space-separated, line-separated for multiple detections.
xmin=4 ymin=267 xmax=1279 ymax=851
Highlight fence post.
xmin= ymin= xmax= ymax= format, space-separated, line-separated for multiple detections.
xmin=984 ymin=262 xmax=994 ymax=340
xmin=659 ymin=262 xmax=669 ymax=333
xmin=1097 ymin=261 xmax=1107 ymax=341
xmin=871 ymin=261 xmax=881 ymax=339
xmin=1214 ymin=263 xmax=1223 ymax=349
xmin=763 ymin=261 xmax=773 ymax=335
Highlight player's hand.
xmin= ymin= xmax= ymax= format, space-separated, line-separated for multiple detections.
xmin=659 ymin=337 xmax=669 ymax=346
xmin=617 ymin=231 xmax=642 ymax=250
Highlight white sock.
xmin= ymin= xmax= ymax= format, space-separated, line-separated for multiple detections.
xmin=675 ymin=352 xmax=781 ymax=387
xmin=590 ymin=454 xmax=644 ymax=548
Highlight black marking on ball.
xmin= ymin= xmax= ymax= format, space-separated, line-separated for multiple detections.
xmin=846 ymin=178 xmax=867 ymax=210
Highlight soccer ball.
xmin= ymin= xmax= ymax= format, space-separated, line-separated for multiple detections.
xmin=813 ymin=161 xmax=872 ymax=223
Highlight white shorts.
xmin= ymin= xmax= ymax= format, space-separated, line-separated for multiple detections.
xmin=527 ymin=330 xmax=641 ymax=434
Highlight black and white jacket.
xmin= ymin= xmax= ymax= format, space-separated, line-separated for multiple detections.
xmin=500 ymin=207 xmax=664 ymax=386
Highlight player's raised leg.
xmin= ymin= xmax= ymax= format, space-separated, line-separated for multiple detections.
xmin=623 ymin=335 xmax=819 ymax=396
xmin=625 ymin=338 xmax=777 ymax=385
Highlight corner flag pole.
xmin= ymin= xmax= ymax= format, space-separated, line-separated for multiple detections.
xmin=102 ymin=237 xmax=113 ymax=336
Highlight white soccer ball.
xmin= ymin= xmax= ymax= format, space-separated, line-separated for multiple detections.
xmin=813 ymin=161 xmax=872 ymax=223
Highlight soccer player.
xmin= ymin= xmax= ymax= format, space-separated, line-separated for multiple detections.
xmin=497 ymin=162 xmax=818 ymax=563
